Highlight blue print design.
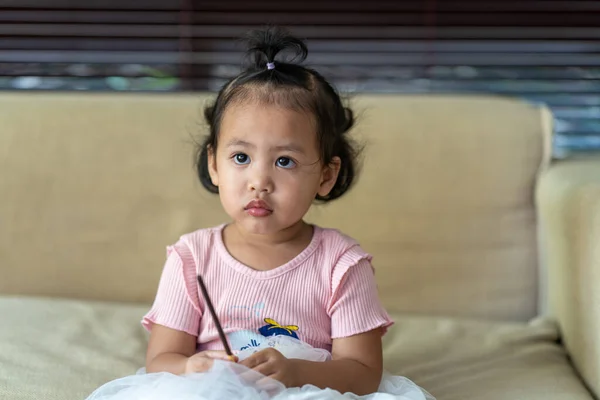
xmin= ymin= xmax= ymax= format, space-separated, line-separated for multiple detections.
xmin=258 ymin=318 xmax=299 ymax=339
xmin=240 ymin=339 xmax=261 ymax=351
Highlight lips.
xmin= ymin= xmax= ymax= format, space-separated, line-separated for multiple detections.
xmin=245 ymin=199 xmax=271 ymax=211
xmin=244 ymin=199 xmax=272 ymax=217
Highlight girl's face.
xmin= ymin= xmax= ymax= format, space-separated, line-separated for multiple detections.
xmin=208 ymin=102 xmax=340 ymax=236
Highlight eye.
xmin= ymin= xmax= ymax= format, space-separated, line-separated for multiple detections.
xmin=276 ymin=157 xmax=296 ymax=169
xmin=233 ymin=153 xmax=250 ymax=165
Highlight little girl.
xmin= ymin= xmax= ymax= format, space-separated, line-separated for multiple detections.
xmin=86 ymin=27 xmax=434 ymax=400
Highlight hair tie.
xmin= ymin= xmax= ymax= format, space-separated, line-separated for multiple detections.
xmin=266 ymin=62 xmax=275 ymax=70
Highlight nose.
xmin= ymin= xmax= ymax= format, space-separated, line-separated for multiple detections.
xmin=247 ymin=164 xmax=273 ymax=193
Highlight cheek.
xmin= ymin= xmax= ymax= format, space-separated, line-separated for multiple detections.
xmin=215 ymin=164 xmax=244 ymax=201
xmin=216 ymin=161 xmax=241 ymax=186
xmin=282 ymin=172 xmax=320 ymax=197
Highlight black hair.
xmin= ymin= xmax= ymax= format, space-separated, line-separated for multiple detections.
xmin=196 ymin=26 xmax=359 ymax=202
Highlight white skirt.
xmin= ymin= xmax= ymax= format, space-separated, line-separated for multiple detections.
xmin=85 ymin=336 xmax=435 ymax=400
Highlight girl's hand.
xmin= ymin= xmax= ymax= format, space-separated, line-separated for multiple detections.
xmin=239 ymin=348 xmax=298 ymax=387
xmin=185 ymin=350 xmax=238 ymax=374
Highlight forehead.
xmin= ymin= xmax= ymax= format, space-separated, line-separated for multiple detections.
xmin=219 ymin=102 xmax=317 ymax=148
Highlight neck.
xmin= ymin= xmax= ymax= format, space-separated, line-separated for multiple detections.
xmin=230 ymin=220 xmax=310 ymax=247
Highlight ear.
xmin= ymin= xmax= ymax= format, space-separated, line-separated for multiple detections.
xmin=317 ymin=157 xmax=341 ymax=197
xmin=207 ymin=145 xmax=219 ymax=186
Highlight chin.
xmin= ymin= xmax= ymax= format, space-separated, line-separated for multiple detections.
xmin=237 ymin=217 xmax=278 ymax=236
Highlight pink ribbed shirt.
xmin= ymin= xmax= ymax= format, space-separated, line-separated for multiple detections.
xmin=142 ymin=224 xmax=392 ymax=352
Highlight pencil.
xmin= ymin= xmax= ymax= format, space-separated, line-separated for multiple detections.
xmin=196 ymin=275 xmax=234 ymax=359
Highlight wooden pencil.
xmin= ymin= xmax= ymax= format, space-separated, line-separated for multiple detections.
xmin=196 ymin=275 xmax=234 ymax=358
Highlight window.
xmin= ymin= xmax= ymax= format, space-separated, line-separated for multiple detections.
xmin=2 ymin=0 xmax=599 ymax=156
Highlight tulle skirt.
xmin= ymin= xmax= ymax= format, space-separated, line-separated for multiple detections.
xmin=85 ymin=336 xmax=435 ymax=400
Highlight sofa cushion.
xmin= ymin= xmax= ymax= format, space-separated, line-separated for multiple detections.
xmin=0 ymin=296 xmax=592 ymax=400
xmin=0 ymin=94 xmax=551 ymax=321
xmin=383 ymin=315 xmax=592 ymax=400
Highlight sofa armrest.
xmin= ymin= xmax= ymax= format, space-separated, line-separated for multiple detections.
xmin=537 ymin=156 xmax=600 ymax=397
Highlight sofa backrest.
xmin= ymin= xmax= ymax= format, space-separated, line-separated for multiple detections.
xmin=0 ymin=93 xmax=552 ymax=321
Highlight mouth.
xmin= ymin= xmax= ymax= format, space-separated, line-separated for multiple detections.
xmin=244 ymin=199 xmax=273 ymax=217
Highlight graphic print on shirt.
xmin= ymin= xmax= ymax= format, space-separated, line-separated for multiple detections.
xmin=223 ymin=301 xmax=265 ymax=329
xmin=258 ymin=318 xmax=299 ymax=339
xmin=225 ymin=308 xmax=301 ymax=352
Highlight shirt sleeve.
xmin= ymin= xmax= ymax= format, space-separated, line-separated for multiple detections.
xmin=141 ymin=244 xmax=203 ymax=336
xmin=328 ymin=255 xmax=394 ymax=339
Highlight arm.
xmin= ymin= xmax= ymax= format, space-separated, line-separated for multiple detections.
xmin=240 ymin=328 xmax=383 ymax=395
xmin=291 ymin=328 xmax=383 ymax=394
xmin=143 ymin=244 xmax=231 ymax=374
xmin=537 ymin=157 xmax=600 ymax=398
xmin=146 ymin=324 xmax=196 ymax=374
xmin=146 ymin=324 xmax=233 ymax=374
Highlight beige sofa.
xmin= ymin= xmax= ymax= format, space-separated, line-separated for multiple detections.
xmin=1 ymin=93 xmax=599 ymax=400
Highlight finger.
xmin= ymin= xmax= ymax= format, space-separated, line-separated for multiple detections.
xmin=240 ymin=351 xmax=268 ymax=369
xmin=201 ymin=350 xmax=235 ymax=361
xmin=252 ymin=362 xmax=275 ymax=378
xmin=238 ymin=363 xmax=269 ymax=386
xmin=227 ymin=354 xmax=239 ymax=363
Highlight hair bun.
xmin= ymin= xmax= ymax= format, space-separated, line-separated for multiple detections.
xmin=243 ymin=26 xmax=308 ymax=70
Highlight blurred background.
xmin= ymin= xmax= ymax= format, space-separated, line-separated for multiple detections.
xmin=1 ymin=0 xmax=600 ymax=158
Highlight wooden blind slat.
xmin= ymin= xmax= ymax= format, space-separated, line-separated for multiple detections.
xmin=1 ymin=0 xmax=599 ymax=154
xmin=2 ymin=10 xmax=600 ymax=26
xmin=4 ymin=38 xmax=600 ymax=54
xmin=3 ymin=24 xmax=600 ymax=39
xmin=4 ymin=0 xmax=600 ymax=12
xmin=3 ymin=50 xmax=600 ymax=66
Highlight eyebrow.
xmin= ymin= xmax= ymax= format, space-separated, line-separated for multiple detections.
xmin=273 ymin=144 xmax=305 ymax=154
xmin=226 ymin=139 xmax=255 ymax=149
xmin=226 ymin=139 xmax=305 ymax=154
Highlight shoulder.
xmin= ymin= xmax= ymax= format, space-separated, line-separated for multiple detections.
xmin=318 ymin=226 xmax=358 ymax=248
xmin=174 ymin=225 xmax=225 ymax=248
xmin=313 ymin=226 xmax=373 ymax=289
xmin=316 ymin=226 xmax=371 ymax=264
xmin=164 ymin=224 xmax=225 ymax=272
